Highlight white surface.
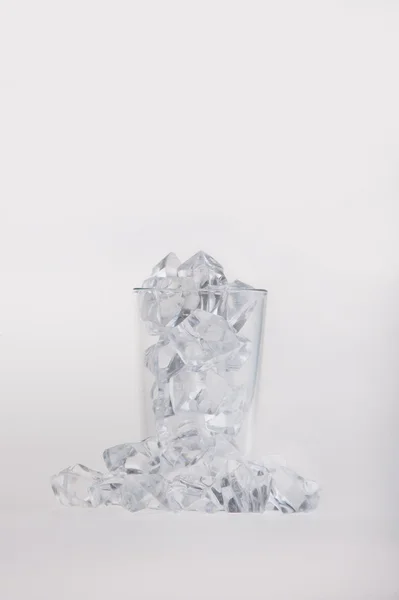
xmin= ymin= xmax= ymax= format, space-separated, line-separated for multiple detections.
xmin=2 ymin=509 xmax=399 ymax=600
xmin=1 ymin=1 xmax=398 ymax=598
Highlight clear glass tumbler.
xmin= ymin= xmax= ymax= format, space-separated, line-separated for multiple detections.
xmin=132 ymin=286 xmax=267 ymax=454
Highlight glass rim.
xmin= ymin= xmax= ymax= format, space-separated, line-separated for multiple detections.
xmin=133 ymin=286 xmax=267 ymax=294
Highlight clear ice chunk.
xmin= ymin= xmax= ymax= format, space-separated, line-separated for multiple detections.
xmin=169 ymin=368 xmax=231 ymax=414
xmin=142 ymin=275 xmax=181 ymax=290
xmin=201 ymin=436 xmax=240 ymax=476
xmin=51 ymin=442 xmax=319 ymax=514
xmin=141 ymin=277 xmax=162 ymax=289
xmin=160 ymin=420 xmax=215 ymax=469
xmin=224 ymin=280 xmax=256 ymax=333
xmin=216 ymin=336 xmax=251 ymax=372
xmin=206 ymin=409 xmax=245 ymax=437
xmin=167 ymin=474 xmax=222 ymax=513
xmin=155 ymin=288 xmax=185 ymax=329
xmin=197 ymin=370 xmax=232 ymax=414
xmin=151 ymin=252 xmax=181 ymax=278
xmin=51 ymin=464 xmax=104 ymax=508
xmin=168 ymin=309 xmax=241 ymax=369
xmin=230 ymin=279 xmax=253 ymax=288
xmin=198 ymin=287 xmax=227 ymax=314
xmin=151 ymin=383 xmax=174 ymax=420
xmin=139 ymin=280 xmax=185 ymax=334
xmin=210 ymin=459 xmax=271 ymax=513
xmin=120 ymin=473 xmax=170 ymax=512
xmin=205 ymin=384 xmax=248 ymax=436
xmin=103 ymin=437 xmax=161 ymax=474
xmin=145 ymin=339 xmax=184 ymax=383
xmin=103 ymin=443 xmax=136 ymax=471
xmin=155 ymin=411 xmax=208 ymax=438
xmin=169 ymin=369 xmax=204 ymax=413
xmin=177 ymin=251 xmax=227 ymax=288
xmin=90 ymin=471 xmax=125 ymax=506
xmin=267 ymin=465 xmax=320 ymax=513
xmin=182 ymin=286 xmax=201 ymax=312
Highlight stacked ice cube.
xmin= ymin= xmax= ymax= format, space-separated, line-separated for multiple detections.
xmin=51 ymin=251 xmax=320 ymax=514
xmin=139 ymin=251 xmax=256 ymax=440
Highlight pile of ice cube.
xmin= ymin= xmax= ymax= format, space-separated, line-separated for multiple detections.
xmin=51 ymin=251 xmax=319 ymax=514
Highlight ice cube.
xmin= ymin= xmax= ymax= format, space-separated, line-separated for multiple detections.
xmin=177 ymin=251 xmax=227 ymax=288
xmin=210 ymin=458 xmax=271 ymax=513
xmin=103 ymin=437 xmax=161 ymax=474
xmin=90 ymin=471 xmax=125 ymax=506
xmin=224 ymin=280 xmax=257 ymax=333
xmin=145 ymin=339 xmax=184 ymax=383
xmin=160 ymin=420 xmax=215 ymax=469
xmin=206 ymin=409 xmax=245 ymax=437
xmin=139 ymin=280 xmax=185 ymax=334
xmin=267 ymin=465 xmax=320 ymax=513
xmin=169 ymin=368 xmax=231 ymax=414
xmin=120 ymin=473 xmax=170 ymax=512
xmin=151 ymin=253 xmax=181 ymax=278
xmin=167 ymin=474 xmax=222 ymax=513
xmin=216 ymin=336 xmax=251 ymax=372
xmin=168 ymin=309 xmax=241 ymax=369
xmin=51 ymin=464 xmax=104 ymax=508
xmin=151 ymin=383 xmax=174 ymax=420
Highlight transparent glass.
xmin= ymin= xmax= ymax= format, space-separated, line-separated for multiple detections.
xmin=132 ymin=287 xmax=267 ymax=454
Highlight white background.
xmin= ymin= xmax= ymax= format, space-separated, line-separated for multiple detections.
xmin=1 ymin=2 xmax=398 ymax=599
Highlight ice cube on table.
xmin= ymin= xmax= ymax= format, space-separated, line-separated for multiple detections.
xmin=51 ymin=446 xmax=320 ymax=514
xmin=167 ymin=474 xmax=222 ymax=513
xmin=159 ymin=419 xmax=215 ymax=469
xmin=90 ymin=472 xmax=125 ymax=506
xmin=201 ymin=436 xmax=240 ymax=477
xmin=51 ymin=464 xmax=104 ymax=508
xmin=267 ymin=465 xmax=320 ymax=513
xmin=103 ymin=442 xmax=136 ymax=471
xmin=103 ymin=437 xmax=161 ymax=474
xmin=120 ymin=473 xmax=170 ymax=512
xmin=210 ymin=458 xmax=271 ymax=513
